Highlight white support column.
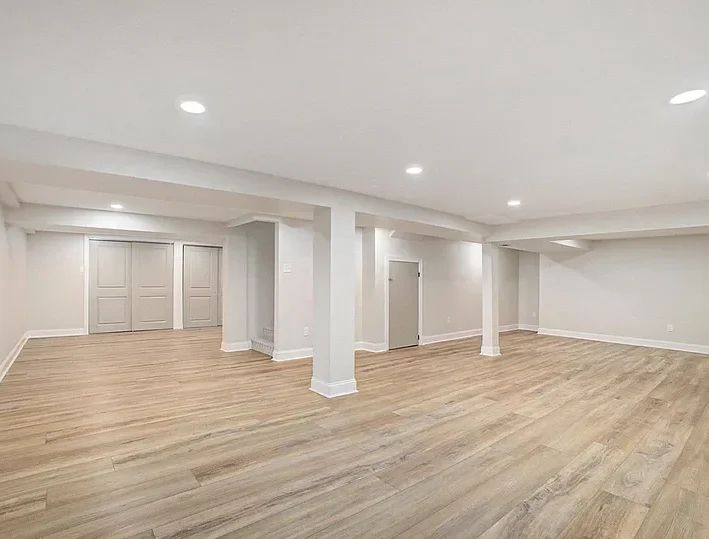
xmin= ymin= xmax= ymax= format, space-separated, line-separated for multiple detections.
xmin=481 ymin=242 xmax=501 ymax=356
xmin=221 ymin=228 xmax=249 ymax=352
xmin=311 ymin=204 xmax=357 ymax=398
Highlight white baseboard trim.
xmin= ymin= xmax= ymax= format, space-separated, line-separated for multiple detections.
xmin=28 ymin=328 xmax=87 ymax=339
xmin=518 ymin=324 xmax=539 ymax=332
xmin=355 ymin=341 xmax=387 ymax=353
xmin=272 ymin=347 xmax=313 ymax=361
xmin=419 ymin=325 xmax=522 ymax=347
xmin=220 ymin=341 xmax=251 ymax=352
xmin=480 ymin=345 xmax=501 ymax=357
xmin=419 ymin=329 xmax=481 ymax=345
xmin=310 ymin=377 xmax=358 ymax=398
xmin=1 ymin=331 xmax=28 ymax=383
xmin=500 ymin=324 xmax=520 ymax=333
xmin=537 ymin=328 xmax=709 ymax=356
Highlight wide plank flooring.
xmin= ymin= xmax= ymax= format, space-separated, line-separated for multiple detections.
xmin=1 ymin=329 xmax=708 ymax=538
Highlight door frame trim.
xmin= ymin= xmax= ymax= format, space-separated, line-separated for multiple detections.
xmin=385 ymin=256 xmax=423 ymax=351
xmin=83 ymin=235 xmax=90 ymax=335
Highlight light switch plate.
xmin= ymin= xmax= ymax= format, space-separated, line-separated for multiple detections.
xmin=283 ymin=263 xmax=292 ymax=273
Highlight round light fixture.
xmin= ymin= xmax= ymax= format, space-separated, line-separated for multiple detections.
xmin=406 ymin=166 xmax=423 ymax=175
xmin=110 ymin=203 xmax=123 ymax=210
xmin=669 ymin=90 xmax=707 ymax=105
xmin=507 ymin=200 xmax=521 ymax=207
xmin=179 ymin=100 xmax=206 ymax=114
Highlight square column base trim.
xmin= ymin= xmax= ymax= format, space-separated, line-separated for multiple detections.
xmin=310 ymin=377 xmax=358 ymax=398
xmin=221 ymin=341 xmax=251 ymax=352
xmin=480 ymin=345 xmax=501 ymax=357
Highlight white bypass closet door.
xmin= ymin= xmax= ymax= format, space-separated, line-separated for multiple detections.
xmin=89 ymin=241 xmax=132 ymax=334
xmin=131 ymin=242 xmax=174 ymax=331
xmin=388 ymin=260 xmax=420 ymax=350
xmin=183 ymin=245 xmax=221 ymax=328
xmin=89 ymin=240 xmax=174 ymax=334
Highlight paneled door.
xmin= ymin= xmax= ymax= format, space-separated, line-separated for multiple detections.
xmin=89 ymin=240 xmax=132 ymax=334
xmin=183 ymin=245 xmax=220 ymax=328
xmin=131 ymin=242 xmax=174 ymax=331
xmin=388 ymin=260 xmax=420 ymax=350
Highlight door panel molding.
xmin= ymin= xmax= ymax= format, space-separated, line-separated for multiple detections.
xmin=183 ymin=245 xmax=221 ymax=328
xmin=89 ymin=240 xmax=174 ymax=334
xmin=131 ymin=242 xmax=174 ymax=331
xmin=89 ymin=240 xmax=132 ymax=334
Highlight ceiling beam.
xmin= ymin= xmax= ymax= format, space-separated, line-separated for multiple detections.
xmin=0 ymin=125 xmax=490 ymax=242
xmin=489 ymin=201 xmax=709 ymax=242
xmin=0 ymin=180 xmax=19 ymax=208
xmin=550 ymin=239 xmax=592 ymax=251
xmin=5 ymin=204 xmax=226 ymax=242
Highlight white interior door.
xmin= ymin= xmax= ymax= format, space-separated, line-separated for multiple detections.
xmin=183 ymin=245 xmax=219 ymax=328
xmin=388 ymin=260 xmax=420 ymax=349
xmin=89 ymin=240 xmax=132 ymax=334
xmin=131 ymin=242 xmax=174 ymax=331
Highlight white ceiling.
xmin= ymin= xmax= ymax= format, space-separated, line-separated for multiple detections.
xmin=11 ymin=183 xmax=248 ymax=222
xmin=1 ymin=1 xmax=708 ymax=222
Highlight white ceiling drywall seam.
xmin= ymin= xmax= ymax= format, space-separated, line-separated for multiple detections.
xmin=0 ymin=125 xmax=490 ymax=241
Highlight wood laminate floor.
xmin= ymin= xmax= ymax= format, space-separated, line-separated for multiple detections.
xmin=1 ymin=329 xmax=708 ymax=538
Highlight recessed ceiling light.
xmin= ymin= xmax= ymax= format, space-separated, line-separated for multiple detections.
xmin=179 ymin=100 xmax=206 ymax=114
xmin=406 ymin=166 xmax=423 ymax=175
xmin=507 ymin=200 xmax=521 ymax=207
xmin=110 ymin=203 xmax=123 ymax=210
xmin=669 ymin=90 xmax=707 ymax=105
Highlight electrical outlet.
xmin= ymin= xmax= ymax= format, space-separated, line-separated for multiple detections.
xmin=303 ymin=326 xmax=309 ymax=336
xmin=283 ymin=263 xmax=292 ymax=273
xmin=446 ymin=316 xmax=451 ymax=324
xmin=667 ymin=324 xmax=674 ymax=332
xmin=532 ymin=311 xmax=537 ymax=319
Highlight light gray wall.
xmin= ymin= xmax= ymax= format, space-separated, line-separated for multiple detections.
xmin=0 ymin=205 xmax=27 ymax=366
xmin=26 ymin=232 xmax=85 ymax=332
xmin=274 ymin=219 xmax=313 ymax=352
xmin=361 ymin=230 xmax=520 ymax=343
xmin=518 ymin=251 xmax=540 ymax=328
xmin=382 ymin=231 xmax=483 ymax=338
xmin=355 ymin=227 xmax=363 ymax=342
xmin=499 ymin=248 xmax=519 ymax=327
xmin=539 ymin=236 xmax=709 ymax=346
xmin=245 ymin=222 xmax=275 ymax=341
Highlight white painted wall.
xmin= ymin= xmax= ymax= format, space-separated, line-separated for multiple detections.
xmin=499 ymin=248 xmax=519 ymax=328
xmin=539 ymin=236 xmax=709 ymax=349
xmin=518 ymin=251 xmax=540 ymax=329
xmin=0 ymin=205 xmax=27 ymax=369
xmin=362 ymin=230 xmax=520 ymax=346
xmin=24 ymin=232 xmax=225 ymax=336
xmin=274 ymin=219 xmax=313 ymax=354
xmin=382 ymin=230 xmax=482 ymax=339
xmin=26 ymin=232 xmax=85 ymax=333
xmin=245 ymin=221 xmax=275 ymax=341
xmin=355 ymin=227 xmax=363 ymax=343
